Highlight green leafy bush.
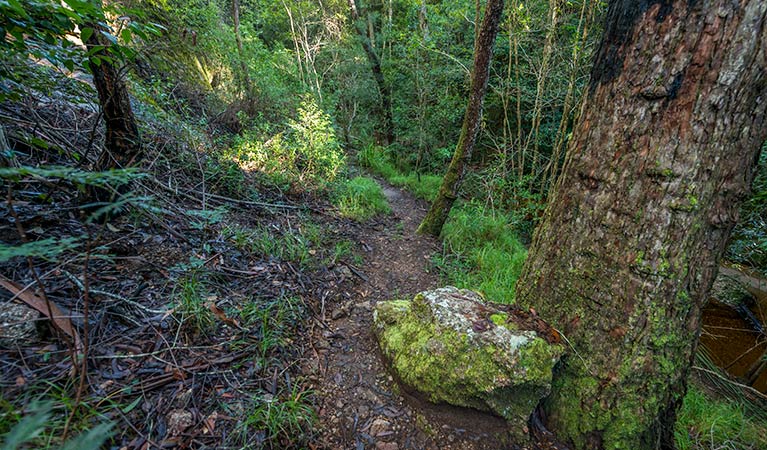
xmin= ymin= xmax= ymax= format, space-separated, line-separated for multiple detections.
xmin=286 ymin=96 xmax=345 ymax=187
xmin=224 ymin=97 xmax=344 ymax=190
xmin=332 ymin=176 xmax=390 ymax=221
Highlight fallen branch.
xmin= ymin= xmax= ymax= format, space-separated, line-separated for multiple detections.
xmin=146 ymin=176 xmax=301 ymax=210
xmin=692 ymin=365 xmax=767 ymax=402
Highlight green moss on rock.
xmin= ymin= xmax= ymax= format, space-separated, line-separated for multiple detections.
xmin=373 ymin=287 xmax=564 ymax=438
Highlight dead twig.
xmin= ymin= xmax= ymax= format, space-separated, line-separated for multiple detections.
xmin=146 ymin=176 xmax=301 ymax=210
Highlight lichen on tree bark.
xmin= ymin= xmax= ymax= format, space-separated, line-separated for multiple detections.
xmin=514 ymin=1 xmax=767 ymax=448
xmin=417 ymin=0 xmax=505 ymax=237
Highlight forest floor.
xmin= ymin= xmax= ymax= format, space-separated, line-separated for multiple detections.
xmin=0 ymin=141 xmax=553 ymax=450
xmin=307 ymin=180 xmax=519 ymax=450
xmin=0 ymin=72 xmax=563 ymax=449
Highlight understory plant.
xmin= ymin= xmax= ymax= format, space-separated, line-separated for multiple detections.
xmin=224 ymin=96 xmax=345 ymax=190
xmin=437 ymin=201 xmax=527 ymax=304
xmin=332 ymin=176 xmax=390 ymax=221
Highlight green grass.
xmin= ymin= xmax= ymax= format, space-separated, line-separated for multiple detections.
xmin=357 ymin=144 xmax=398 ymax=180
xmin=221 ymin=223 xmax=322 ymax=266
xmin=675 ymin=385 xmax=767 ymax=450
xmin=237 ymin=296 xmax=302 ymax=364
xmin=357 ymin=145 xmax=441 ymax=201
xmin=0 ymin=401 xmax=113 ymax=450
xmin=436 ymin=201 xmax=528 ymax=304
xmin=0 ymin=379 xmax=128 ymax=450
xmin=239 ymin=385 xmax=315 ymax=448
xmin=389 ymin=173 xmax=442 ymax=201
xmin=332 ymin=176 xmax=391 ymax=221
xmin=174 ymin=275 xmax=215 ymax=336
xmin=233 ymin=297 xmax=314 ymax=448
xmin=325 ymin=239 xmax=355 ymax=265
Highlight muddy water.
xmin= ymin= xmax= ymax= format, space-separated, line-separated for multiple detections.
xmin=700 ymin=266 xmax=767 ymax=393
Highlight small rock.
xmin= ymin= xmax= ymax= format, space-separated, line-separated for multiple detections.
xmin=369 ymin=418 xmax=391 ymax=437
xmin=331 ymin=308 xmax=347 ymax=320
xmin=375 ymin=442 xmax=399 ymax=450
xmin=166 ymin=409 xmax=193 ymax=436
xmin=0 ymin=301 xmax=39 ymax=348
xmin=336 ymin=265 xmax=353 ymax=279
xmin=354 ymin=301 xmax=371 ymax=312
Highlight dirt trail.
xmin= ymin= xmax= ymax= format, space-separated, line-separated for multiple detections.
xmin=310 ymin=180 xmax=515 ymax=450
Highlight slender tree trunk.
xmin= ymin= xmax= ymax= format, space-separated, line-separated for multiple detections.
xmin=542 ymin=0 xmax=596 ymax=193
xmin=523 ymin=0 xmax=560 ymax=190
xmin=515 ymin=1 xmax=767 ymax=449
xmin=512 ymin=3 xmax=523 ymax=180
xmin=232 ymin=0 xmax=254 ymax=97
xmin=85 ymin=26 xmax=142 ymax=172
xmin=348 ymin=0 xmax=394 ymax=145
xmin=283 ymin=1 xmax=306 ymax=87
xmin=417 ymin=0 xmax=504 ymax=237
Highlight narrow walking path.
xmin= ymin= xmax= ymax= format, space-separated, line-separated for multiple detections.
xmin=310 ymin=179 xmax=513 ymax=450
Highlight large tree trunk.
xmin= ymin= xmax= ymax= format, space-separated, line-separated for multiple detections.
xmin=417 ymin=0 xmax=504 ymax=237
xmin=348 ymin=0 xmax=394 ymax=145
xmin=514 ymin=1 xmax=767 ymax=449
xmin=85 ymin=27 xmax=142 ymax=172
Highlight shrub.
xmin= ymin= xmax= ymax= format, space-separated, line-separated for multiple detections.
xmin=224 ymin=97 xmax=344 ymax=190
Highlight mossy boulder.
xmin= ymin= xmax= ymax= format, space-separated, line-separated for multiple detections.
xmin=373 ymin=287 xmax=564 ymax=436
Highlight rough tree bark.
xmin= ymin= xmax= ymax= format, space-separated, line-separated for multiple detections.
xmin=417 ymin=0 xmax=504 ymax=237
xmin=85 ymin=26 xmax=142 ymax=172
xmin=514 ymin=1 xmax=767 ymax=449
xmin=348 ymin=0 xmax=394 ymax=145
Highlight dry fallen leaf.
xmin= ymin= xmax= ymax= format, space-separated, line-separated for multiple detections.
xmin=0 ymin=275 xmax=83 ymax=355
xmin=207 ymin=302 xmax=240 ymax=327
xmin=201 ymin=411 xmax=218 ymax=434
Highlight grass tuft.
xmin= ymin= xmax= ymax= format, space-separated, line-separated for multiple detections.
xmin=675 ymin=385 xmax=767 ymax=450
xmin=240 ymin=385 xmax=315 ymax=448
xmin=332 ymin=176 xmax=391 ymax=221
xmin=436 ymin=202 xmax=527 ymax=304
xmin=174 ymin=275 xmax=216 ymax=336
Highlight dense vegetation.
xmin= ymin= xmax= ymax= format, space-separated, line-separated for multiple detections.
xmin=1 ymin=0 xmax=765 ymax=449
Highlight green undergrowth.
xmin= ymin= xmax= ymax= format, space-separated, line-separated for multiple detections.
xmin=0 ymin=381 xmax=125 ymax=449
xmin=359 ymin=145 xmax=527 ymax=304
xmin=221 ymin=221 xmax=323 ymax=267
xmin=332 ymin=176 xmax=391 ymax=221
xmin=675 ymin=385 xmax=767 ymax=450
xmin=437 ymin=202 xmax=528 ymax=304
xmin=727 ymin=149 xmax=767 ymax=275
xmin=0 ymin=402 xmax=113 ymax=450
xmin=222 ymin=97 xmax=345 ymax=192
xmin=228 ymin=296 xmax=316 ymax=448
xmin=358 ymin=145 xmax=441 ymax=201
xmin=238 ymin=384 xmax=315 ymax=447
